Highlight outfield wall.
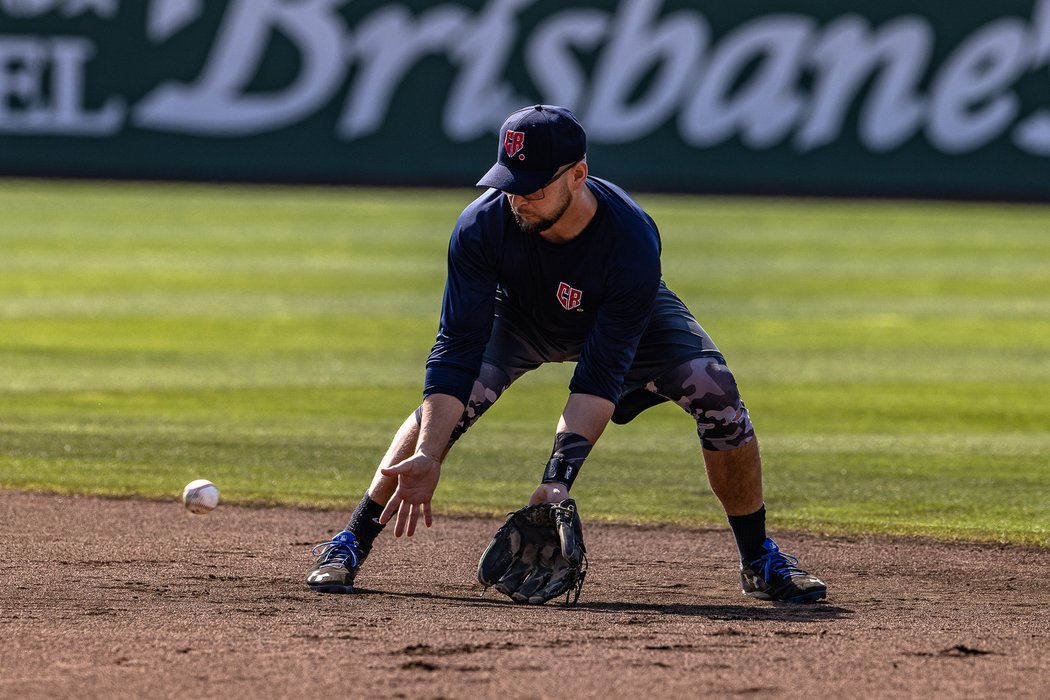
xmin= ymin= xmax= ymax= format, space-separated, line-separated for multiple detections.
xmin=2 ymin=0 xmax=1050 ymax=199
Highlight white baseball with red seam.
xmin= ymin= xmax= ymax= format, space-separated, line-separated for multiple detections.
xmin=182 ymin=479 xmax=220 ymax=514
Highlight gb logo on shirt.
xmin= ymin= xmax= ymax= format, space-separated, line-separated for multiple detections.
xmin=556 ymin=282 xmax=583 ymax=311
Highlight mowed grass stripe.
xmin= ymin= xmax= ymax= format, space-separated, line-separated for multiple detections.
xmin=0 ymin=179 xmax=1046 ymax=546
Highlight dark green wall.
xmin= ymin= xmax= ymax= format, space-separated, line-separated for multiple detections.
xmin=2 ymin=0 xmax=1049 ymax=198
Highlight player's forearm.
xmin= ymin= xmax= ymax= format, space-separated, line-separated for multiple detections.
xmin=537 ymin=393 xmax=613 ymax=495
xmin=557 ymin=392 xmax=615 ymax=444
xmin=416 ymin=392 xmax=465 ymax=461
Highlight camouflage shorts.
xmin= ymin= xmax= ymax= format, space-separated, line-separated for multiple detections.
xmin=635 ymin=357 xmax=756 ymax=451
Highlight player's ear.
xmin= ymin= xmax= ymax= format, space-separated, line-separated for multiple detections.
xmin=570 ymin=160 xmax=588 ymax=188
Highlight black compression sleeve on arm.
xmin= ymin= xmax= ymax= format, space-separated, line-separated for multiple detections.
xmin=541 ymin=432 xmax=593 ymax=489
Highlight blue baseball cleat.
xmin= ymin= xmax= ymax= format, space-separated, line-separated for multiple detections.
xmin=307 ymin=530 xmax=363 ymax=594
xmin=740 ymin=538 xmax=827 ymax=603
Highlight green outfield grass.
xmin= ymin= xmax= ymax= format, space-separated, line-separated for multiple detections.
xmin=0 ymin=179 xmax=1047 ymax=546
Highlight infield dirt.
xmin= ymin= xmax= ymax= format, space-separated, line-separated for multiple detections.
xmin=1 ymin=489 xmax=1047 ymax=699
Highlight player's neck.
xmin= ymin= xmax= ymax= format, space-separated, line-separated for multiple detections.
xmin=539 ymin=184 xmax=597 ymax=244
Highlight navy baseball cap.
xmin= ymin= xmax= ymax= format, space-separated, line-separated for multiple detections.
xmin=477 ymin=105 xmax=587 ymax=196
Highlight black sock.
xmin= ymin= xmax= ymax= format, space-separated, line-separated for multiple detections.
xmin=727 ymin=504 xmax=767 ymax=563
xmin=345 ymin=493 xmax=386 ymax=558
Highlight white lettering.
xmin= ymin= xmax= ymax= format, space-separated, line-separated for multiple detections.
xmin=1014 ymin=111 xmax=1050 ymax=155
xmin=0 ymin=36 xmax=123 ymax=135
xmin=6 ymin=0 xmax=1049 ymax=163
xmin=0 ymin=0 xmax=116 ymax=18
xmin=49 ymin=37 xmax=122 ymax=130
xmin=855 ymin=19 xmax=931 ymax=152
xmin=1031 ymin=0 xmax=1050 ymax=63
xmin=799 ymin=16 xmax=929 ymax=152
xmin=0 ymin=0 xmax=52 ymax=16
xmin=585 ymin=0 xmax=706 ymax=143
xmin=928 ymin=19 xmax=1030 ymax=153
xmin=147 ymin=0 xmax=204 ymax=42
xmin=60 ymin=0 xmax=116 ymax=18
xmin=527 ymin=9 xmax=608 ymax=109
xmin=338 ymin=5 xmax=467 ymax=139
xmin=0 ymin=37 xmax=46 ymax=112
xmin=681 ymin=15 xmax=811 ymax=149
xmin=134 ymin=0 xmax=347 ymax=135
xmin=1014 ymin=0 xmax=1050 ymax=155
xmin=443 ymin=0 xmax=535 ymax=141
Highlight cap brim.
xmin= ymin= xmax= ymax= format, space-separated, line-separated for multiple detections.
xmin=476 ymin=161 xmax=554 ymax=196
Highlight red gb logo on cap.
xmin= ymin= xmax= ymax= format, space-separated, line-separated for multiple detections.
xmin=504 ymin=130 xmax=525 ymax=159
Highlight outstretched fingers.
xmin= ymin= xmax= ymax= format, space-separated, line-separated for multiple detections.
xmin=376 ymin=453 xmax=440 ymax=537
xmin=379 ymin=492 xmax=432 ymax=537
xmin=379 ymin=493 xmax=401 ymax=528
xmin=406 ymin=502 xmax=419 ymax=537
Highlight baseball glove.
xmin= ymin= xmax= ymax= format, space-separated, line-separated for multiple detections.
xmin=477 ymin=499 xmax=587 ymax=605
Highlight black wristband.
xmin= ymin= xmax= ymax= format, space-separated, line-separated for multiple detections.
xmin=542 ymin=455 xmax=581 ymax=489
xmin=541 ymin=432 xmax=592 ymax=490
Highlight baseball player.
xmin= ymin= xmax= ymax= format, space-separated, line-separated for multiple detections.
xmin=307 ymin=105 xmax=826 ymax=604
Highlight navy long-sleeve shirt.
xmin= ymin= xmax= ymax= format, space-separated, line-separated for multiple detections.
xmin=424 ymin=177 xmax=662 ymax=405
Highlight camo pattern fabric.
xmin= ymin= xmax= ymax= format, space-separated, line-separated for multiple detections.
xmin=419 ymin=357 xmax=753 ymax=453
xmin=445 ymin=362 xmax=511 ymax=448
xmin=647 ymin=357 xmax=755 ymax=451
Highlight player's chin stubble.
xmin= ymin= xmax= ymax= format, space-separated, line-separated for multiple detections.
xmin=511 ymin=190 xmax=572 ymax=235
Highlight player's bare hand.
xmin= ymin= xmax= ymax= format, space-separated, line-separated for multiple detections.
xmin=529 ymin=481 xmax=569 ymax=505
xmin=379 ymin=452 xmax=441 ymax=537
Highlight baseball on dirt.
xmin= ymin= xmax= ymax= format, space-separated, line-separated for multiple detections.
xmin=182 ymin=479 xmax=220 ymax=514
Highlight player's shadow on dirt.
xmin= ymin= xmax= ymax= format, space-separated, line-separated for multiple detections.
xmin=370 ymin=590 xmax=851 ymax=621
xmin=573 ymin=600 xmax=852 ymax=622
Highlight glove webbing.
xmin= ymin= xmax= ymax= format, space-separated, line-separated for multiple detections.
xmin=564 ymin=552 xmax=588 ymax=606
xmin=478 ymin=552 xmax=588 ymax=607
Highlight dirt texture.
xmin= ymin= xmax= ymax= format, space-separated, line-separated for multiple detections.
xmin=1 ymin=489 xmax=1048 ymax=699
